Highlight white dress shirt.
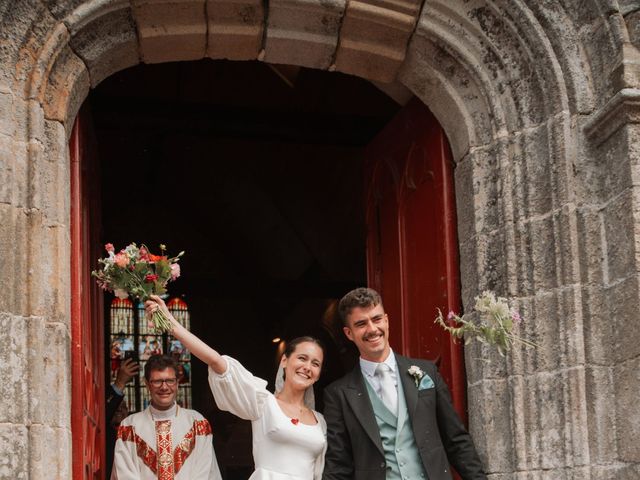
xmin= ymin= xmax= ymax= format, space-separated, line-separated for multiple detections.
xmin=359 ymin=350 xmax=398 ymax=400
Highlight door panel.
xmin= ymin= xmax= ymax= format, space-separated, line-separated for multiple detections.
xmin=365 ymin=98 xmax=465 ymax=419
xmin=71 ymin=104 xmax=106 ymax=480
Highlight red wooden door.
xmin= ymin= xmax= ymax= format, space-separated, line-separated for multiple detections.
xmin=71 ymin=104 xmax=106 ymax=479
xmin=365 ymin=98 xmax=465 ymax=420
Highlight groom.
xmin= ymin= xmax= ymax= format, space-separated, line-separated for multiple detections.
xmin=322 ymin=288 xmax=486 ymax=480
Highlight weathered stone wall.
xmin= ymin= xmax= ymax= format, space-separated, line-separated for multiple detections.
xmin=0 ymin=0 xmax=638 ymax=478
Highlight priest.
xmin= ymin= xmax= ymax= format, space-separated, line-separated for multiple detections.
xmin=111 ymin=354 xmax=222 ymax=480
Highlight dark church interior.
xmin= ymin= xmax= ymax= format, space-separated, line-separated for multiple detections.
xmin=89 ymin=59 xmax=400 ymax=478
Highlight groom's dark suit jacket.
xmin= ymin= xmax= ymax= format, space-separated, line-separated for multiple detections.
xmin=322 ymin=355 xmax=486 ymax=480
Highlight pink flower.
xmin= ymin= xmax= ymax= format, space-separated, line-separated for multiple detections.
xmin=170 ymin=263 xmax=181 ymax=280
xmin=139 ymin=246 xmax=149 ymax=260
xmin=511 ymin=310 xmax=522 ymax=324
xmin=447 ymin=311 xmax=456 ymax=322
xmin=105 ymin=243 xmax=115 ymax=253
xmin=114 ymin=253 xmax=129 ymax=268
xmin=145 ymin=274 xmax=158 ymax=282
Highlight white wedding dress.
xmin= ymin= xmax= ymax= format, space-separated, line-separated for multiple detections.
xmin=208 ymin=356 xmax=327 ymax=480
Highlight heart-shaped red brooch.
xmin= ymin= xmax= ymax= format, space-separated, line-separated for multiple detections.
xmin=291 ymin=418 xmax=299 ymax=425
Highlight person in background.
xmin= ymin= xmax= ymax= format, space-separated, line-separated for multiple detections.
xmin=106 ymin=357 xmax=138 ymax=479
xmin=111 ymin=354 xmax=222 ymax=479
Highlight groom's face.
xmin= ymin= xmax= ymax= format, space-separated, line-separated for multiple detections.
xmin=343 ymin=303 xmax=390 ymax=362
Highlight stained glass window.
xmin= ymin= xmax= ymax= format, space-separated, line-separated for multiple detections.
xmin=108 ymin=296 xmax=192 ymax=413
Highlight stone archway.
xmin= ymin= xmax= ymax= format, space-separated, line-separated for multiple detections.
xmin=2 ymin=0 xmax=640 ymax=478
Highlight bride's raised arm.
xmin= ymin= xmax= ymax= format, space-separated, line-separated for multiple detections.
xmin=145 ymin=295 xmax=227 ymax=374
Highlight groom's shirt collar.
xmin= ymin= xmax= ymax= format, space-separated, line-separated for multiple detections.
xmin=359 ymin=349 xmax=397 ymax=379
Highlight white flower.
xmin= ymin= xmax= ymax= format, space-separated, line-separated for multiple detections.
xmin=124 ymin=243 xmax=139 ymax=259
xmin=114 ymin=288 xmax=129 ymax=299
xmin=474 ymin=290 xmax=496 ymax=313
xmin=408 ymin=365 xmax=424 ymax=387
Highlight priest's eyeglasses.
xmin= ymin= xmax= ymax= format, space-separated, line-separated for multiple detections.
xmin=149 ymin=378 xmax=178 ymax=387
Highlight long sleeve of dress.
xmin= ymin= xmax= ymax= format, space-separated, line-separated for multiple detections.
xmin=313 ymin=415 xmax=328 ymax=480
xmin=207 ymin=355 xmax=270 ymax=421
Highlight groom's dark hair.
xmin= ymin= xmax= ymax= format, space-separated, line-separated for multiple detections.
xmin=338 ymin=287 xmax=383 ymax=326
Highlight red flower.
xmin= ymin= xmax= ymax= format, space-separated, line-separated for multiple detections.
xmin=105 ymin=243 xmax=115 ymax=253
xmin=145 ymin=274 xmax=159 ymax=282
xmin=291 ymin=418 xmax=299 ymax=425
xmin=148 ymin=254 xmax=167 ymax=263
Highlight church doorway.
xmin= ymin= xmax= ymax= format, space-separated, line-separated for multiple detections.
xmin=73 ymin=59 xmax=463 ymax=478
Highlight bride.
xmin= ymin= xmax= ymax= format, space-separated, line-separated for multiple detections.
xmin=145 ymin=296 xmax=327 ymax=480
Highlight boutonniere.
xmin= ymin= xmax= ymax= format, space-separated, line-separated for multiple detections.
xmin=407 ymin=365 xmax=425 ymax=387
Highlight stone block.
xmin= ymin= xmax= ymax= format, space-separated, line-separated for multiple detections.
xmin=27 ymin=318 xmax=71 ymax=427
xmin=516 ymin=215 xmax=559 ymax=293
xmin=0 ymin=313 xmax=28 ymax=424
xmin=458 ymin=141 xmax=505 ymax=237
xmin=0 ymin=84 xmax=13 ymax=137
xmin=467 ymin=379 xmax=514 ymax=473
xmin=69 ymin=6 xmax=140 ymax=87
xmin=43 ymin=45 xmax=90 ymax=128
xmin=334 ymin=0 xmax=421 ymax=82
xmin=602 ymin=190 xmax=637 ymax=283
xmin=614 ymin=356 xmax=640 ymax=461
xmin=26 ymin=121 xmax=71 ymax=228
xmin=206 ymin=0 xmax=264 ymax=60
xmin=464 ymin=324 xmax=508 ymax=386
xmin=584 ymin=365 xmax=617 ymax=464
xmin=0 ymin=136 xmax=29 ymax=207
xmin=0 ymin=424 xmax=28 ymax=479
xmin=607 ymin=275 xmax=640 ymax=363
xmin=518 ymin=292 xmax=569 ymax=374
xmin=556 ymin=206 xmax=581 ymax=286
xmin=28 ymin=424 xmax=71 ymax=479
xmin=0 ymin=204 xmax=30 ymax=316
xmin=579 ymin=125 xmax=630 ymax=204
xmin=457 ymin=236 xmax=479 ymax=314
xmin=476 ymin=228 xmax=509 ymax=294
xmin=511 ymin=118 xmax=572 ymax=220
xmin=453 ymin=152 xmax=476 ymax=242
xmin=575 ymin=207 xmax=605 ymax=286
xmin=601 ymin=126 xmax=633 ymax=201
xmin=24 ymin=214 xmax=71 ymax=323
xmin=518 ymin=370 xmax=586 ymax=470
xmin=132 ymin=0 xmax=207 ymax=63
xmin=27 ymin=99 xmax=47 ymax=144
xmin=580 ymin=286 xmax=614 ymax=365
xmin=263 ymin=0 xmax=344 ymax=69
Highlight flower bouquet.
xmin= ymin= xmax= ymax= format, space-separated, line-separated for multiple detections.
xmin=435 ymin=291 xmax=537 ymax=356
xmin=92 ymin=243 xmax=184 ymax=333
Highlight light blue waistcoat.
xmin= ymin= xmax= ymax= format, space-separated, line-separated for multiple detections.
xmin=365 ymin=375 xmax=426 ymax=480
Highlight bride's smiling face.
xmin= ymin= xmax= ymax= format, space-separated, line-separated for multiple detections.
xmin=281 ymin=342 xmax=323 ymax=390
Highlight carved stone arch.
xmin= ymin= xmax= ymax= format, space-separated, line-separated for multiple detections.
xmin=4 ymin=0 xmax=640 ymax=478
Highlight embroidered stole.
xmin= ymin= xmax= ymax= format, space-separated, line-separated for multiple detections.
xmin=117 ymin=416 xmax=212 ymax=478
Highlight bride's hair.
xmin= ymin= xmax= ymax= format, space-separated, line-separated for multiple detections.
xmin=283 ymin=336 xmax=325 ymax=361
